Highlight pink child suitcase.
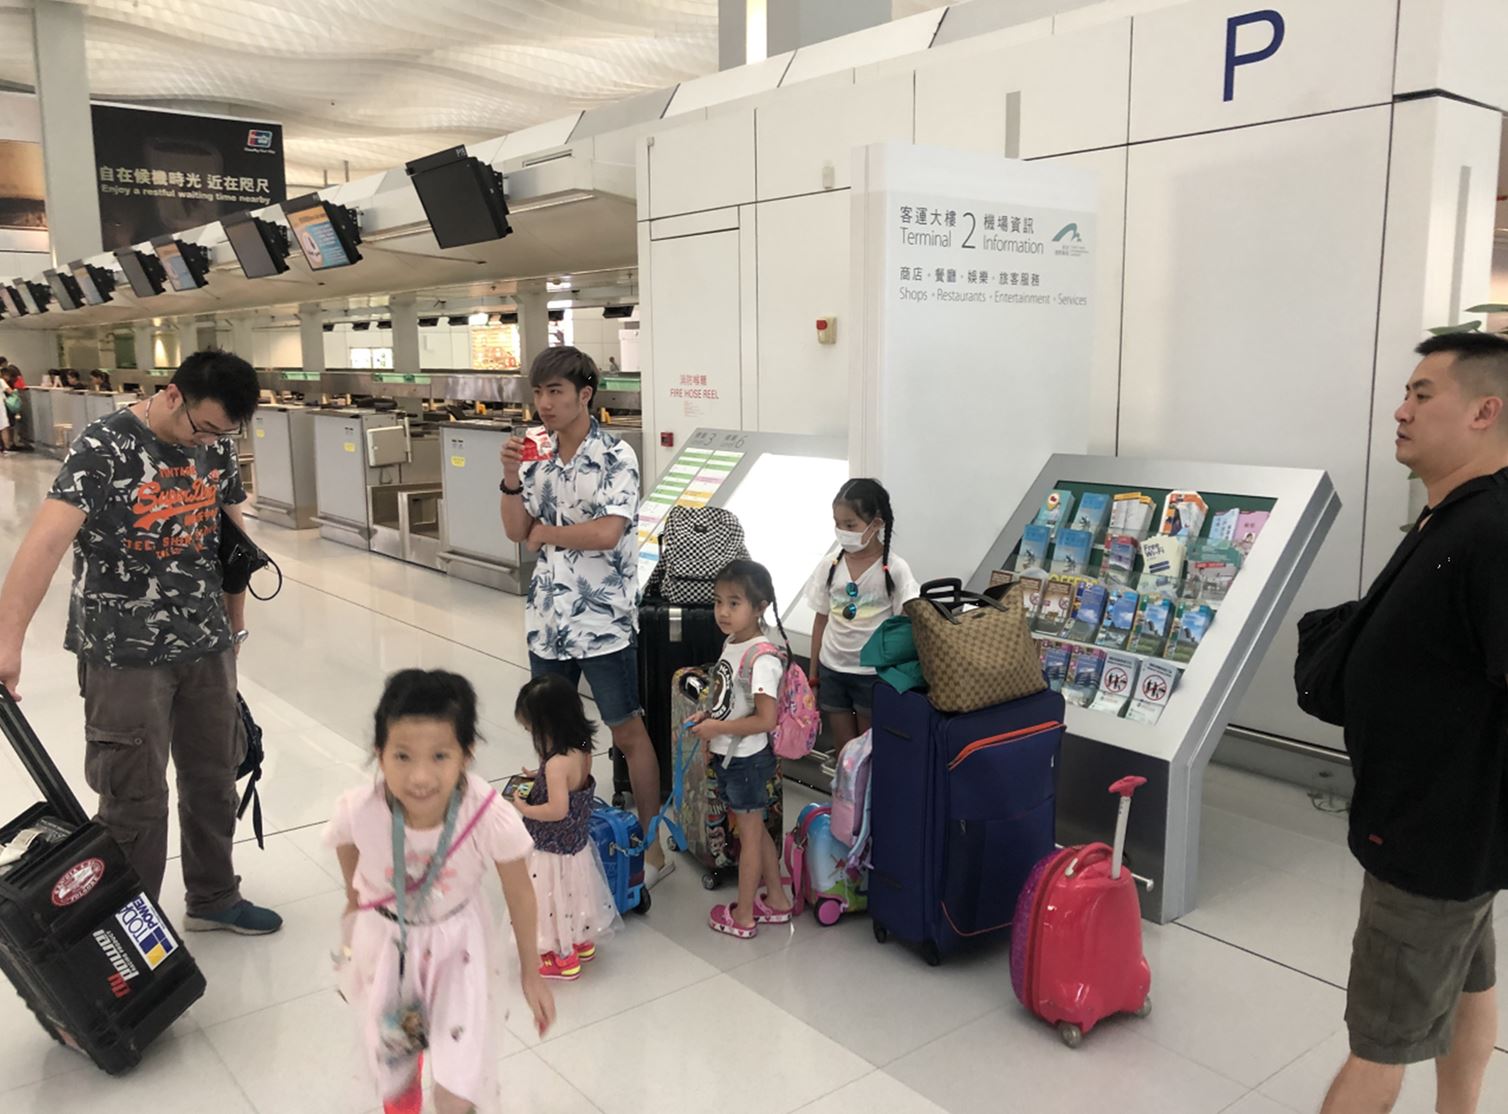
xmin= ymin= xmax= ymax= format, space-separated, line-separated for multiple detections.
xmin=1009 ymin=776 xmax=1152 ymax=1047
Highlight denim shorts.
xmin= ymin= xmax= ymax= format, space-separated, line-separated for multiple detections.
xmin=711 ymin=747 xmax=777 ymax=814
xmin=529 ymin=645 xmax=642 ymax=727
xmin=817 ymin=663 xmax=879 ymax=715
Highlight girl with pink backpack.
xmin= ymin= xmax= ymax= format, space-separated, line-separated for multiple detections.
xmin=689 ymin=559 xmax=819 ymax=939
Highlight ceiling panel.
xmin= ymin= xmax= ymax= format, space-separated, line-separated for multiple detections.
xmin=0 ymin=0 xmax=716 ymax=187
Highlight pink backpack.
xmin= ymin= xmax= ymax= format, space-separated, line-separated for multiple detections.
xmin=829 ymin=730 xmax=873 ymax=855
xmin=738 ymin=641 xmax=820 ymax=761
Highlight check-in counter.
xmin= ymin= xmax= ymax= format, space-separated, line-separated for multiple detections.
xmin=250 ymin=405 xmax=319 ymax=529
xmin=311 ymin=408 xmax=442 ymax=550
xmin=435 ymin=421 xmax=534 ymax=594
xmin=51 ymin=390 xmax=90 ymax=453
xmin=84 ymin=391 xmax=131 ymax=424
xmin=18 ymin=388 xmax=55 ymax=454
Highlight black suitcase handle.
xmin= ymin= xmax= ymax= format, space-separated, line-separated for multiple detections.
xmin=0 ymin=684 xmax=89 ymax=828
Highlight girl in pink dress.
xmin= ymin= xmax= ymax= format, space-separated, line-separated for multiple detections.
xmin=510 ymin=675 xmax=622 ymax=980
xmin=326 ymin=670 xmax=555 ymax=1114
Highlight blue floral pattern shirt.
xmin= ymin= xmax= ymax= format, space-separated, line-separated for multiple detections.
xmin=521 ymin=420 xmax=642 ymax=660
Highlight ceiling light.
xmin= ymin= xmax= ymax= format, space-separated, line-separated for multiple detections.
xmin=467 ymin=312 xmax=489 ymax=326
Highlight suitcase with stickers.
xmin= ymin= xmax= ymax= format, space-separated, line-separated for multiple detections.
xmin=0 ymin=685 xmax=206 ymax=1074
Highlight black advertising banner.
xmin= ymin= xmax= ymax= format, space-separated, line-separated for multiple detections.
xmin=92 ymin=104 xmax=286 ymax=251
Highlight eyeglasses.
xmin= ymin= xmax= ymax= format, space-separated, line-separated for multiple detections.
xmin=842 ymin=581 xmax=859 ymax=620
xmin=183 ymin=406 xmax=241 ymax=441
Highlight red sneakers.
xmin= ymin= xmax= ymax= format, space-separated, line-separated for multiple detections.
xmin=575 ymin=941 xmax=597 ymax=964
xmin=538 ymin=951 xmax=582 ymax=980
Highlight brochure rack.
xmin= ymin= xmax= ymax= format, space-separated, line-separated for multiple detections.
xmin=970 ymin=454 xmax=1339 ymax=922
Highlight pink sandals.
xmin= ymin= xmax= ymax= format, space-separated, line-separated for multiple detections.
xmin=708 ymin=903 xmax=758 ymax=939
xmin=754 ymin=894 xmax=793 ymax=924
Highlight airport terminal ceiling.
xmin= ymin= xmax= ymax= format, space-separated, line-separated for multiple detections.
xmin=0 ymin=0 xmax=720 ymax=187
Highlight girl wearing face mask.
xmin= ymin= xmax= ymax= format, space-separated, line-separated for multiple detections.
xmin=803 ymin=479 xmax=921 ymax=750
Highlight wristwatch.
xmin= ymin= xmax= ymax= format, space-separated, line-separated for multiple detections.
xmin=499 ymin=478 xmax=524 ymax=495
xmin=233 ymin=629 xmax=250 ymax=647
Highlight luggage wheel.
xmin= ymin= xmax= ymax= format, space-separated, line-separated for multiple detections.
xmin=633 ymin=888 xmax=652 ymax=915
xmin=1058 ymin=1022 xmax=1083 ymax=1049
xmin=815 ymin=899 xmax=843 ymax=927
xmin=611 ymin=792 xmax=625 ymax=809
xmin=1133 ymin=995 xmax=1152 ymax=1019
xmin=921 ymin=940 xmax=942 ymax=968
xmin=701 ymin=871 xmax=720 ymax=891
xmin=872 ymin=921 xmax=889 ymax=944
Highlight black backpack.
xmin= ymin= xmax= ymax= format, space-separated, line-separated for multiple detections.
xmin=235 ymin=694 xmax=266 ymax=849
xmin=644 ymin=506 xmax=750 ymax=605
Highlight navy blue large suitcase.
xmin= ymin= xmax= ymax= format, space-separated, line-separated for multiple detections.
xmin=868 ymin=683 xmax=1063 ymax=966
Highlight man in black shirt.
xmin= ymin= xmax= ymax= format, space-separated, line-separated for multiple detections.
xmin=1322 ymin=332 xmax=1508 ymax=1114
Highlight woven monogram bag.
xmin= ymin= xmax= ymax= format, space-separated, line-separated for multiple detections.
xmin=644 ymin=506 xmax=750 ymax=605
xmin=904 ymin=579 xmax=1046 ymax=713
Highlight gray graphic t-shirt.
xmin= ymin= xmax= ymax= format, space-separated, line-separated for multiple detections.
xmin=49 ymin=407 xmax=245 ymax=667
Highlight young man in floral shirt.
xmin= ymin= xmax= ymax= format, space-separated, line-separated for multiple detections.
xmin=500 ymin=347 xmax=669 ymax=883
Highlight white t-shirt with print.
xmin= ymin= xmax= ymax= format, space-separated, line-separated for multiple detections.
xmin=704 ymin=635 xmax=785 ymax=760
xmin=804 ymin=549 xmax=921 ymax=674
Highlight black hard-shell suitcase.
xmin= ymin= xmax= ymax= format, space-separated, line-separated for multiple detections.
xmin=0 ymin=685 xmax=206 ymax=1073
xmin=616 ymin=598 xmax=725 ymax=806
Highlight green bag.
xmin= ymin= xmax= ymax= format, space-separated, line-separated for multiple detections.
xmin=860 ymin=616 xmax=926 ymax=695
xmin=4 ymin=392 xmax=19 ymax=418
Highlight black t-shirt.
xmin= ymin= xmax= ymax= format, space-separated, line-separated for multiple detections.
xmin=49 ymin=408 xmax=245 ymax=667
xmin=1343 ymin=468 xmax=1508 ymax=900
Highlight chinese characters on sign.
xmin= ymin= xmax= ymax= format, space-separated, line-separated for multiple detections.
xmin=892 ymin=197 xmax=1091 ymax=310
xmin=92 ymin=104 xmax=286 ymax=251
xmin=668 ymin=372 xmax=721 ymax=416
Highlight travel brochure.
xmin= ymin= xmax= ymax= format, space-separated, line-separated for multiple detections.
xmin=1001 ymin=483 xmax=1274 ymax=723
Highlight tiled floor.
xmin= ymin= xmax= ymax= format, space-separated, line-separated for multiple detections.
xmin=1 ymin=451 xmax=1505 ymax=1113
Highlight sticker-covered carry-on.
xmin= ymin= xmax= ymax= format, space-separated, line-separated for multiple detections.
xmin=0 ymin=685 xmax=206 ymax=1074
xmin=868 ymin=682 xmax=1063 ymax=966
xmin=1010 ymin=776 xmax=1153 ymax=1048
xmin=652 ymin=666 xmax=783 ymax=890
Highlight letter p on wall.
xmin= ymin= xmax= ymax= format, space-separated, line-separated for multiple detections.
xmin=1225 ymin=9 xmax=1286 ymax=102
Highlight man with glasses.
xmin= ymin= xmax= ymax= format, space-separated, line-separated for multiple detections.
xmin=0 ymin=349 xmax=281 ymax=936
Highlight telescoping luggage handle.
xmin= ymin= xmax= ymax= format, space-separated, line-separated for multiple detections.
xmin=0 ymin=683 xmax=90 ymax=829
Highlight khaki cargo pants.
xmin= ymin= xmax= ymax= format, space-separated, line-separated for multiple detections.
xmin=78 ymin=649 xmax=244 ymax=916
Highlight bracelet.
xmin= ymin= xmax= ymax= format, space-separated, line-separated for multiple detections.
xmin=499 ymin=478 xmax=524 ymax=495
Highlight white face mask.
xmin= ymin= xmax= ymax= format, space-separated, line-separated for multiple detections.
xmin=836 ymin=525 xmax=874 ymax=553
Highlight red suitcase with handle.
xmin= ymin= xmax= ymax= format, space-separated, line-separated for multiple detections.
xmin=1010 ymin=776 xmax=1152 ymax=1047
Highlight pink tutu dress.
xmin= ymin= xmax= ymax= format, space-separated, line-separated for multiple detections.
xmin=522 ymin=774 xmax=621 ymax=958
xmin=324 ymin=772 xmax=533 ymax=1112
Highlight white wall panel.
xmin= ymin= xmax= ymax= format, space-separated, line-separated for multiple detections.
xmin=646 ymin=109 xmax=756 ymax=220
xmin=1129 ymin=0 xmax=1395 ymax=144
xmin=755 ymin=76 xmax=912 ymax=202
xmin=1120 ymin=107 xmax=1392 ymax=746
xmin=755 ymin=191 xmax=851 ymax=440
xmin=1040 ymin=144 xmax=1126 ymax=455
xmin=1396 ymin=0 xmax=1508 ymax=112
xmin=1367 ymin=98 xmax=1504 ymax=586
xmin=647 ymin=230 xmax=744 ymax=475
xmin=914 ymin=18 xmax=1130 ymax=160
xmin=780 ymin=9 xmax=945 ymax=88
xmin=667 ymin=53 xmax=795 ymax=118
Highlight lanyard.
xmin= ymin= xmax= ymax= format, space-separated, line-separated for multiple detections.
xmin=390 ymin=786 xmax=462 ymax=982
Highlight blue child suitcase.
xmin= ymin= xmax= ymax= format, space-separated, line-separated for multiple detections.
xmin=867 ymin=683 xmax=1063 ymax=965
xmin=589 ymin=801 xmax=652 ymax=916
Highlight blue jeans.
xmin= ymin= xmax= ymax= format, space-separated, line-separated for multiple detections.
xmin=711 ymin=747 xmax=778 ymax=814
xmin=529 ymin=645 xmax=642 ymax=727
